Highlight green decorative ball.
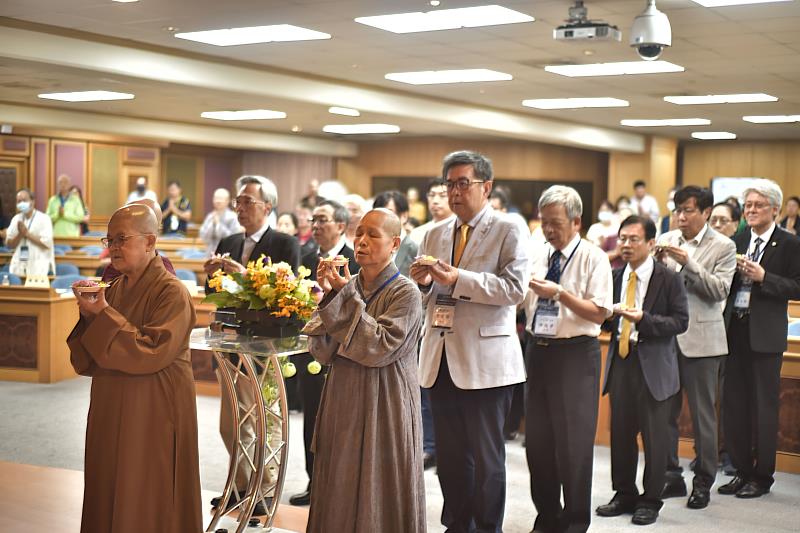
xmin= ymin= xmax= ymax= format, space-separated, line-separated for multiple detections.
xmin=307 ymin=360 xmax=322 ymax=375
xmin=282 ymin=362 xmax=297 ymax=378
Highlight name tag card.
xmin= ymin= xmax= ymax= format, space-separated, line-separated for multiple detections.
xmin=433 ymin=294 xmax=456 ymax=329
xmin=534 ymin=300 xmax=560 ymax=337
xmin=734 ymin=285 xmax=751 ymax=310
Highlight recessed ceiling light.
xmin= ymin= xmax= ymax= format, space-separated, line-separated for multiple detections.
xmin=355 ymin=5 xmax=533 ymax=34
xmin=323 ymin=124 xmax=400 ymax=135
xmin=742 ymin=114 xmax=800 ymax=123
xmin=291 ymin=125 xmax=303 ymax=133
xmin=386 ymin=69 xmax=512 ymax=85
xmin=545 ymin=61 xmax=684 ymax=77
xmin=691 ymin=131 xmax=737 ymax=140
xmin=665 ymin=93 xmax=778 ymax=105
xmin=112 ymin=0 xmax=139 ymax=3
xmin=690 ymin=1 xmax=792 ymax=7
xmin=201 ymin=109 xmax=286 ymax=121
xmin=522 ymin=97 xmax=629 ymax=110
xmin=175 ymin=25 xmax=330 ymax=46
xmin=37 ymin=90 xmax=135 ymax=102
xmin=328 ymin=106 xmax=361 ymax=117
xmin=621 ymin=118 xmax=711 ymax=127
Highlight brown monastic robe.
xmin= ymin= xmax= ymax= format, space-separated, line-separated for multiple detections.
xmin=68 ymin=255 xmax=202 ymax=533
xmin=304 ymin=263 xmax=426 ymax=533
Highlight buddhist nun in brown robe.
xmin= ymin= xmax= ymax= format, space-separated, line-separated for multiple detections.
xmin=303 ymin=208 xmax=426 ymax=533
xmin=67 ymin=203 xmax=202 ymax=533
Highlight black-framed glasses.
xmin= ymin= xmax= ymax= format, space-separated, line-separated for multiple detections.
xmin=232 ymin=196 xmax=265 ymax=209
xmin=617 ymin=236 xmax=644 ymax=245
xmin=309 ymin=216 xmax=334 ymax=225
xmin=101 ymin=234 xmax=153 ymax=248
xmin=445 ymin=179 xmax=484 ymax=192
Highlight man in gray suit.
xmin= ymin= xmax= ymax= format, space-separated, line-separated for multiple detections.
xmin=657 ymin=186 xmax=736 ymax=509
xmin=410 ymin=150 xmax=529 ymax=533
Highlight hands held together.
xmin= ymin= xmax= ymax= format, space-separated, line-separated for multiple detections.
xmin=409 ymin=257 xmax=459 ymax=287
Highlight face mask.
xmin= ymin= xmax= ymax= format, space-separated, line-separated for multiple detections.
xmin=17 ymin=201 xmax=31 ymax=213
xmin=617 ymin=203 xmax=630 ymax=211
xmin=136 ymin=184 xmax=146 ymax=193
xmin=667 ymin=200 xmax=675 ymax=212
xmin=598 ymin=210 xmax=613 ymax=223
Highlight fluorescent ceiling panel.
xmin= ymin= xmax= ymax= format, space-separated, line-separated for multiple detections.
xmin=545 ymin=61 xmax=684 ymax=77
xmin=386 ymin=69 xmax=512 ymax=85
xmin=201 ymin=109 xmax=286 ymax=120
xmin=328 ymin=106 xmax=361 ymax=117
xmin=37 ymin=90 xmax=135 ymax=102
xmin=692 ymin=131 xmax=737 ymax=140
xmin=323 ymin=124 xmax=400 ymax=134
xmin=522 ymin=98 xmax=629 ymax=109
xmin=691 ymin=1 xmax=792 ymax=7
xmin=175 ymin=25 xmax=330 ymax=46
xmin=355 ymin=5 xmax=533 ymax=34
xmin=742 ymin=114 xmax=800 ymax=123
xmin=665 ymin=93 xmax=778 ymax=105
xmin=621 ymin=118 xmax=711 ymax=127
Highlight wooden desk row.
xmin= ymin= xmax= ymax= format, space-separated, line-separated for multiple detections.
xmin=54 ymin=235 xmax=206 ymax=253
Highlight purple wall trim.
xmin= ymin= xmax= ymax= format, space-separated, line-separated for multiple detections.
xmin=204 ymin=158 xmax=233 ymax=213
xmin=54 ymin=143 xmax=85 ymax=192
xmin=126 ymin=148 xmax=156 ymax=161
xmin=2 ymin=139 xmax=27 ymax=152
xmin=34 ymin=142 xmax=48 ymax=211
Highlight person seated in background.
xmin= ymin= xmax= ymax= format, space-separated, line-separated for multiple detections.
xmin=6 ymin=188 xmax=55 ymax=277
xmin=199 ymin=188 xmax=240 ymax=256
xmin=68 ymin=203 xmax=202 ymax=532
xmin=372 ymin=190 xmax=417 ymax=276
xmin=69 ymin=185 xmax=91 ymax=235
xmin=161 ymin=181 xmax=191 ymax=234
xmin=342 ymin=194 xmax=367 ymax=249
xmin=47 ymin=174 xmax=85 ymax=237
xmin=710 ymin=201 xmax=741 ymax=239
xmin=303 ymin=208 xmax=425 ymax=533
xmin=779 ymin=195 xmax=799 ymax=235
xmin=126 ymin=176 xmax=158 ymax=204
xmin=407 ymin=186 xmax=427 ymax=223
xmin=276 ymin=211 xmax=299 ymax=236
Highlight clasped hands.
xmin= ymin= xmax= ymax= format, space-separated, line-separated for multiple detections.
xmin=735 ymin=255 xmax=765 ymax=283
xmin=654 ymin=244 xmax=689 ymax=266
xmin=409 ymin=259 xmax=459 ymax=287
xmin=317 ymin=261 xmax=351 ymax=293
xmin=203 ymin=253 xmax=246 ymax=276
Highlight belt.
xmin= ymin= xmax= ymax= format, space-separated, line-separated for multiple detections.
xmin=533 ymin=335 xmax=594 ymax=347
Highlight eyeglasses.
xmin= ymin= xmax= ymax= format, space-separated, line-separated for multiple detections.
xmin=743 ymin=202 xmax=771 ymax=211
xmin=445 ymin=179 xmax=484 ymax=192
xmin=101 ymin=234 xmax=152 ymax=248
xmin=709 ymin=216 xmax=732 ymax=225
xmin=232 ymin=196 xmax=265 ymax=209
xmin=617 ymin=236 xmax=644 ymax=245
xmin=309 ymin=216 xmax=334 ymax=225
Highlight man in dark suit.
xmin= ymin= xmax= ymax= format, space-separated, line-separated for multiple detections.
xmin=596 ymin=215 xmax=689 ymax=526
xmin=289 ymin=199 xmax=359 ymax=506
xmin=202 ymin=175 xmax=300 ymax=514
xmin=719 ymin=179 xmax=800 ymax=499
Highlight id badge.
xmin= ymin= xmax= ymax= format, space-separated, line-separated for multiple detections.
xmin=534 ymin=300 xmax=560 ymax=337
xmin=19 ymin=245 xmax=30 ymax=262
xmin=433 ymin=294 xmax=456 ymax=329
xmin=734 ymin=285 xmax=751 ymax=310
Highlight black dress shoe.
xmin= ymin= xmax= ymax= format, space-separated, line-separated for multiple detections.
xmin=687 ymin=487 xmax=710 ymax=509
xmin=661 ymin=477 xmax=687 ymax=499
xmin=289 ymin=489 xmax=311 ymax=506
xmin=423 ymin=452 xmax=437 ymax=470
xmin=596 ymin=498 xmax=636 ymax=517
xmin=735 ymin=481 xmax=770 ymax=499
xmin=632 ymin=507 xmax=659 ymax=526
xmin=718 ymin=476 xmax=747 ymax=495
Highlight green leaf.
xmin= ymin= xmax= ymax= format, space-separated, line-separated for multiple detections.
xmin=201 ymin=291 xmax=240 ymax=308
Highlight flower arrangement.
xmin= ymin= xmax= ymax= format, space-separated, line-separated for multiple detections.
xmin=203 ymin=255 xmax=322 ymax=319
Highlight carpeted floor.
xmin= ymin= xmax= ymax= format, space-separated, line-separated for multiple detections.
xmin=1 ymin=377 xmax=798 ymax=532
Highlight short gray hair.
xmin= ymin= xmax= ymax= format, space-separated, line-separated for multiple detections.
xmin=442 ymin=150 xmax=493 ymax=182
xmin=538 ymin=185 xmax=583 ymax=219
xmin=236 ymin=175 xmax=278 ymax=206
xmin=743 ymin=179 xmax=783 ymax=209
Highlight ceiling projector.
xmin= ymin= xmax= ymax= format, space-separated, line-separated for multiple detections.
xmin=554 ymin=1 xmax=621 ymax=42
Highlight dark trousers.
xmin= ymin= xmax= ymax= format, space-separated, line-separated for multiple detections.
xmin=295 ymin=352 xmax=327 ymax=483
xmin=723 ymin=317 xmax=782 ymax=488
xmin=421 ymin=386 xmax=436 ymax=455
xmin=525 ymin=335 xmax=600 ymax=533
xmin=666 ymin=352 xmax=722 ymax=488
xmin=608 ymin=346 xmax=670 ymax=509
xmin=429 ymin=352 xmax=513 ymax=533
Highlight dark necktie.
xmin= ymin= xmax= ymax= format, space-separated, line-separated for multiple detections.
xmin=750 ymin=237 xmax=763 ymax=261
xmin=546 ymin=250 xmax=563 ymax=283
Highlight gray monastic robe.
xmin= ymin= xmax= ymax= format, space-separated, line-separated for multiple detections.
xmin=68 ymin=255 xmax=202 ymax=533
xmin=304 ymin=263 xmax=426 ymax=533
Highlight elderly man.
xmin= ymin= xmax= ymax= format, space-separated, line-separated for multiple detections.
xmin=410 ymin=150 xmax=529 ymax=533
xmin=199 ymin=188 xmax=240 ymax=256
xmin=6 ymin=188 xmax=55 ymax=277
xmin=524 ymin=185 xmax=613 ymax=533
xmin=656 ymin=186 xmax=736 ymax=509
xmin=47 ymin=174 xmax=85 ymax=237
xmin=719 ymin=179 xmax=800 ymax=498
xmin=67 ymin=204 xmax=202 ymax=532
xmin=203 ymin=175 xmax=300 ymax=513
xmin=290 ymin=199 xmax=360 ymax=506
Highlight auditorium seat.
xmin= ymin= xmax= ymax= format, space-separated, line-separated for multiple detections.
xmin=55 ymin=263 xmax=80 ymax=276
xmin=789 ymin=321 xmax=800 ymax=337
xmin=51 ymin=274 xmax=87 ymax=289
xmin=175 ymin=269 xmax=198 ymax=284
xmin=177 ymin=249 xmax=207 ymax=259
xmin=80 ymin=245 xmax=104 ymax=256
xmin=53 ymin=244 xmax=72 ymax=254
xmin=2 ymin=273 xmax=22 ymax=285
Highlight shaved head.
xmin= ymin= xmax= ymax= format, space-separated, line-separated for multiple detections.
xmin=366 ymin=208 xmax=402 ymax=238
xmin=111 ymin=203 xmax=159 ymax=235
xmin=127 ymin=198 xmax=163 ymax=224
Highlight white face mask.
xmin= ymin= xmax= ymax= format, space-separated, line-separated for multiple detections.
xmin=667 ymin=200 xmax=676 ymax=212
xmin=598 ymin=210 xmax=613 ymax=223
xmin=17 ymin=201 xmax=31 ymax=213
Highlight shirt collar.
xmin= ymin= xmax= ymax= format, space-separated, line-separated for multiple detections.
xmin=247 ymin=219 xmax=271 ymax=242
xmin=624 ymin=255 xmax=654 ymax=280
xmin=554 ymin=233 xmax=581 ymax=257
xmin=680 ymin=224 xmax=708 ymax=245
xmin=457 ymin=202 xmax=490 ymax=229
xmin=321 ymin=235 xmax=347 ymax=258
xmin=751 ymin=222 xmax=776 ymax=244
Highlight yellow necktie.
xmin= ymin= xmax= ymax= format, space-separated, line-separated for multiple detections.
xmin=453 ymin=224 xmax=471 ymax=267
xmin=619 ymin=271 xmax=637 ymax=359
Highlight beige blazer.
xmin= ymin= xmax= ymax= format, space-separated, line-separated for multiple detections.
xmin=418 ymin=207 xmax=530 ymax=389
xmin=659 ymin=226 xmax=736 ymax=357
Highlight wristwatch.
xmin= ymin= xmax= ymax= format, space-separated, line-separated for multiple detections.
xmin=552 ymin=284 xmax=564 ymax=302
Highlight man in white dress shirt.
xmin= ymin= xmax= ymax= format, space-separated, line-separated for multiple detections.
xmin=630 ymin=180 xmax=660 ymax=225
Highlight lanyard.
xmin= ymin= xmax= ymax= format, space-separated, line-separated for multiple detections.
xmin=58 ymin=195 xmax=67 ymax=207
xmin=547 ymin=239 xmax=581 ymax=278
xmin=362 ymin=271 xmax=400 ymax=306
xmin=749 ymin=238 xmax=767 ymax=262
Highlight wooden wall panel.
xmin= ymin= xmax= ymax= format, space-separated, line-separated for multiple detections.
xmin=51 ymin=140 xmax=87 ymax=194
xmin=242 ymin=151 xmax=334 ymax=213
xmin=0 ymin=315 xmax=37 ymax=369
xmin=88 ymin=144 xmax=121 ymax=218
xmin=30 ymin=138 xmax=49 ymax=212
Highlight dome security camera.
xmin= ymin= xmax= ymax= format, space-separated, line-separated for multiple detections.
xmin=630 ymin=0 xmax=671 ymax=61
